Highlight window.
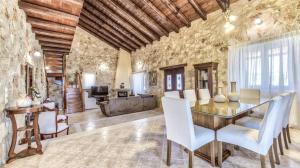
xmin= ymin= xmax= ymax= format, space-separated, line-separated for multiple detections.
xmin=247 ymin=51 xmax=262 ymax=86
xmin=176 ymin=74 xmax=182 ymax=90
xmin=132 ymin=72 xmax=146 ymax=95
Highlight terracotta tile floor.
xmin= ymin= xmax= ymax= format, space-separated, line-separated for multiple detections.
xmin=4 ymin=110 xmax=300 ymax=168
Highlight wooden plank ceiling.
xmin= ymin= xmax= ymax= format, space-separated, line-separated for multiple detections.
xmin=20 ymin=0 xmax=238 ymax=74
xmin=20 ymin=0 xmax=84 ymax=77
xmin=79 ymin=0 xmax=237 ymax=52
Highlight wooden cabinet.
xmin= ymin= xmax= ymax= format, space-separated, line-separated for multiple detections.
xmin=194 ymin=62 xmax=218 ymax=99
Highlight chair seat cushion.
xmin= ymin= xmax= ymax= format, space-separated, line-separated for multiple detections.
xmin=57 ymin=123 xmax=69 ymax=133
xmin=192 ymin=125 xmax=215 ymax=151
xmin=217 ymin=124 xmax=260 ymax=154
xmin=57 ymin=115 xmax=67 ymax=121
xmin=249 ymin=103 xmax=269 ymax=119
xmin=235 ymin=116 xmax=262 ymax=130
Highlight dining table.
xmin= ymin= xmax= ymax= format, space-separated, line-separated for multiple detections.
xmin=190 ymin=98 xmax=271 ymax=166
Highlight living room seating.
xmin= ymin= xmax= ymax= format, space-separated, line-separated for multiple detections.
xmin=99 ymin=95 xmax=156 ymax=116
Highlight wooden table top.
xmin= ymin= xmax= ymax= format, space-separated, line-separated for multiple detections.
xmin=6 ymin=105 xmax=44 ymax=114
xmin=192 ymin=98 xmax=271 ymax=119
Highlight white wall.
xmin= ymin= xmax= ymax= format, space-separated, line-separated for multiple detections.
xmin=114 ymin=49 xmax=132 ymax=89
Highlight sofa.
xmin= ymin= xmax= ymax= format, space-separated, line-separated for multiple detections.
xmin=99 ymin=95 xmax=156 ymax=116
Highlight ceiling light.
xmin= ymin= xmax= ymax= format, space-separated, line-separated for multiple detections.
xmin=229 ymin=15 xmax=238 ymax=22
xmin=33 ymin=51 xmax=41 ymax=57
xmin=224 ymin=21 xmax=235 ymax=33
xmin=254 ymin=18 xmax=263 ymax=25
xmin=45 ymin=66 xmax=50 ymax=70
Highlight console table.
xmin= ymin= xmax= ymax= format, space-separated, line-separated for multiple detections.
xmin=5 ymin=105 xmax=43 ymax=163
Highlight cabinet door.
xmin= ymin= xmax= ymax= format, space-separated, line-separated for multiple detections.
xmin=164 ymin=67 xmax=185 ymax=92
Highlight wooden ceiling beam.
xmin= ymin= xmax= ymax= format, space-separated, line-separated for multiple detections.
xmin=78 ymin=20 xmax=133 ymax=52
xmin=40 ymin=42 xmax=71 ymax=50
xmin=41 ymin=46 xmax=70 ymax=53
xmin=162 ymin=0 xmax=190 ymax=27
xmin=112 ymin=0 xmax=169 ymax=37
xmin=20 ymin=1 xmax=79 ymax=27
xmin=85 ymin=0 xmax=151 ymax=44
xmin=21 ymin=0 xmax=83 ymax=16
xmin=32 ymin=28 xmax=74 ymax=40
xmin=36 ymin=35 xmax=73 ymax=45
xmin=188 ymin=0 xmax=207 ymax=20
xmin=27 ymin=17 xmax=75 ymax=35
xmin=100 ymin=0 xmax=159 ymax=41
xmin=80 ymin=14 xmax=139 ymax=50
xmin=82 ymin=5 xmax=146 ymax=47
xmin=216 ymin=0 xmax=230 ymax=12
xmin=133 ymin=0 xmax=179 ymax=33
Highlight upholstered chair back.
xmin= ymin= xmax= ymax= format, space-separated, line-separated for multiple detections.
xmin=240 ymin=89 xmax=260 ymax=99
xmin=164 ymin=91 xmax=180 ymax=99
xmin=39 ymin=111 xmax=57 ymax=134
xmin=198 ymin=89 xmax=211 ymax=100
xmin=184 ymin=90 xmax=197 ymax=106
xmin=273 ymin=93 xmax=291 ymax=137
xmin=162 ymin=97 xmax=195 ymax=150
xmin=258 ymin=96 xmax=283 ymax=155
xmin=283 ymin=92 xmax=296 ymax=127
xmin=43 ymin=102 xmax=56 ymax=109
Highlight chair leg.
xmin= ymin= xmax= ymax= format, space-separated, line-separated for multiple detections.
xmin=283 ymin=128 xmax=289 ymax=149
xmin=210 ymin=141 xmax=216 ymax=167
xmin=218 ymin=142 xmax=223 ymax=168
xmin=287 ymin=125 xmax=292 ymax=144
xmin=188 ymin=150 xmax=193 ymax=168
xmin=167 ymin=140 xmax=171 ymax=166
xmin=273 ymin=138 xmax=280 ymax=165
xmin=268 ymin=147 xmax=275 ymax=168
xmin=260 ymin=155 xmax=266 ymax=168
xmin=278 ymin=133 xmax=284 ymax=155
xmin=67 ymin=128 xmax=69 ymax=135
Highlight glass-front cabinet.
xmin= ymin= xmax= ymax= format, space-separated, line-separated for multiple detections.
xmin=194 ymin=62 xmax=218 ymax=99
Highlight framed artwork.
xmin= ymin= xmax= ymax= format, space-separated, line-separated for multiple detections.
xmin=149 ymin=71 xmax=157 ymax=86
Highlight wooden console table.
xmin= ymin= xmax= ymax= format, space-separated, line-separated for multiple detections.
xmin=5 ymin=105 xmax=44 ymax=163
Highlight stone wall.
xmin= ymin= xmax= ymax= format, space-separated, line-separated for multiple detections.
xmin=66 ymin=27 xmax=119 ymax=94
xmin=131 ymin=0 xmax=300 ymax=98
xmin=0 ymin=0 xmax=46 ymax=164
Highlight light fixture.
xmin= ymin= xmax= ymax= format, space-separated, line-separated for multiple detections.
xmin=224 ymin=21 xmax=235 ymax=33
xmin=229 ymin=15 xmax=238 ymax=22
xmin=45 ymin=66 xmax=50 ymax=70
xmin=254 ymin=17 xmax=263 ymax=25
xmin=224 ymin=10 xmax=236 ymax=33
xmin=33 ymin=51 xmax=41 ymax=57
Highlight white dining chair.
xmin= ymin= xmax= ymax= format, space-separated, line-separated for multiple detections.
xmin=217 ymin=96 xmax=283 ymax=168
xmin=235 ymin=93 xmax=290 ymax=165
xmin=39 ymin=110 xmax=69 ymax=139
xmin=198 ymin=89 xmax=211 ymax=100
xmin=161 ymin=97 xmax=215 ymax=168
xmin=43 ymin=102 xmax=68 ymax=123
xmin=164 ymin=91 xmax=180 ymax=99
xmin=282 ymin=92 xmax=296 ymax=148
xmin=183 ymin=89 xmax=197 ymax=107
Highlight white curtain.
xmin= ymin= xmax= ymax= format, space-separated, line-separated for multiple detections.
xmin=132 ymin=72 xmax=147 ymax=95
xmin=228 ymin=34 xmax=300 ymax=128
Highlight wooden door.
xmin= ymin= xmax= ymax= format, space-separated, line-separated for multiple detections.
xmin=164 ymin=67 xmax=185 ymax=95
